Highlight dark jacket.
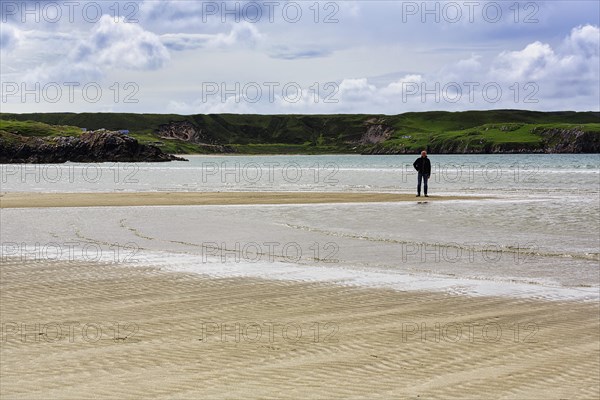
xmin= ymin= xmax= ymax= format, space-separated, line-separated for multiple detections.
xmin=413 ymin=156 xmax=431 ymax=175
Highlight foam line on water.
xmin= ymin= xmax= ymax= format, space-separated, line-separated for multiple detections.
xmin=124 ymin=250 xmax=600 ymax=302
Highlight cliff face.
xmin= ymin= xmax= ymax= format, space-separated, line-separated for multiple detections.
xmin=0 ymin=131 xmax=187 ymax=163
xmin=537 ymin=128 xmax=600 ymax=153
xmin=157 ymin=121 xmax=208 ymax=143
xmin=364 ymin=128 xmax=600 ymax=155
xmin=358 ymin=119 xmax=394 ymax=145
xmin=156 ymin=121 xmax=235 ymax=153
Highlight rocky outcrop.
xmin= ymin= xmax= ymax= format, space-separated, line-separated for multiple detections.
xmin=157 ymin=121 xmax=207 ymax=143
xmin=0 ymin=131 xmax=188 ymax=163
xmin=358 ymin=119 xmax=394 ymax=145
xmin=156 ymin=121 xmax=236 ymax=153
xmin=536 ymin=127 xmax=600 ymax=153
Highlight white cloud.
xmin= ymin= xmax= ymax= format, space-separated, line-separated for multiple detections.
xmin=492 ymin=42 xmax=557 ymax=81
xmin=337 ymin=78 xmax=377 ymax=99
xmin=491 ymin=25 xmax=599 ymax=82
xmin=486 ymin=24 xmax=599 ymax=103
xmin=382 ymin=75 xmax=425 ymax=96
xmin=566 ymin=24 xmax=600 ymax=57
xmin=20 ymin=15 xmax=170 ymax=83
xmin=74 ymin=15 xmax=169 ymax=70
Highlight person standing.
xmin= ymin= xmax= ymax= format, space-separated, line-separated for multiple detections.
xmin=413 ymin=150 xmax=431 ymax=197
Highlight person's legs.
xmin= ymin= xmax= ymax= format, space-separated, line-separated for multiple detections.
xmin=423 ymin=174 xmax=428 ymax=196
xmin=417 ymin=172 xmax=422 ymax=196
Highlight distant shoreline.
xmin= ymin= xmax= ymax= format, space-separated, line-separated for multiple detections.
xmin=2 ymin=110 xmax=599 ymax=159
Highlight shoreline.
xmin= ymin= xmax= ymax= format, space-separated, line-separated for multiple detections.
xmin=0 ymin=191 xmax=488 ymax=208
xmin=1 ymin=258 xmax=598 ymax=399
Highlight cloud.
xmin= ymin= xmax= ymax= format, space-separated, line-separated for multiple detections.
xmin=381 ymin=75 xmax=425 ymax=96
xmin=564 ymin=24 xmax=599 ymax=58
xmin=492 ymin=41 xmax=557 ymax=81
xmin=489 ymin=25 xmax=599 ymax=99
xmin=161 ymin=22 xmax=263 ymax=51
xmin=22 ymin=15 xmax=170 ymax=83
xmin=0 ymin=23 xmax=20 ymax=52
xmin=140 ymin=0 xmax=281 ymax=34
xmin=268 ymin=47 xmax=332 ymax=60
xmin=338 ymin=78 xmax=377 ymax=98
xmin=74 ymin=15 xmax=169 ymax=70
xmin=2 ymin=0 xmax=598 ymax=114
xmin=169 ymin=25 xmax=599 ymax=114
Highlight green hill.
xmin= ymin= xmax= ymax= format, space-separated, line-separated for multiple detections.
xmin=1 ymin=110 xmax=599 ymax=154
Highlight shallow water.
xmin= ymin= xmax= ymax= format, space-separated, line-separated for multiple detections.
xmin=1 ymin=154 xmax=599 ymax=300
xmin=2 ymin=154 xmax=599 ymax=196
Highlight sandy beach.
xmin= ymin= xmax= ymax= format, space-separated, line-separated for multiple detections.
xmin=1 ymin=158 xmax=598 ymax=399
xmin=1 ymin=257 xmax=598 ymax=399
xmin=0 ymin=192 xmax=486 ymax=208
xmin=1 ymin=0 xmax=598 ymax=397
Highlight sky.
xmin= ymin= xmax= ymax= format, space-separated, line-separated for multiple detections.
xmin=1 ymin=0 xmax=599 ymax=114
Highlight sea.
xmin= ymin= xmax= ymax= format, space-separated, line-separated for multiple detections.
xmin=2 ymin=154 xmax=599 ymax=301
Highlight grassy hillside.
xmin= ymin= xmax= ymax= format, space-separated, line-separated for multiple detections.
xmin=0 ymin=120 xmax=82 ymax=138
xmin=1 ymin=111 xmax=599 ymax=154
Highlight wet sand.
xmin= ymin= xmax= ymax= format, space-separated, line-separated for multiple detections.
xmin=0 ymin=191 xmax=487 ymax=208
xmin=1 ymin=258 xmax=598 ymax=399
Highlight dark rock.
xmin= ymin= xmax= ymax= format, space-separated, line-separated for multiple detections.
xmin=0 ymin=131 xmax=188 ymax=164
